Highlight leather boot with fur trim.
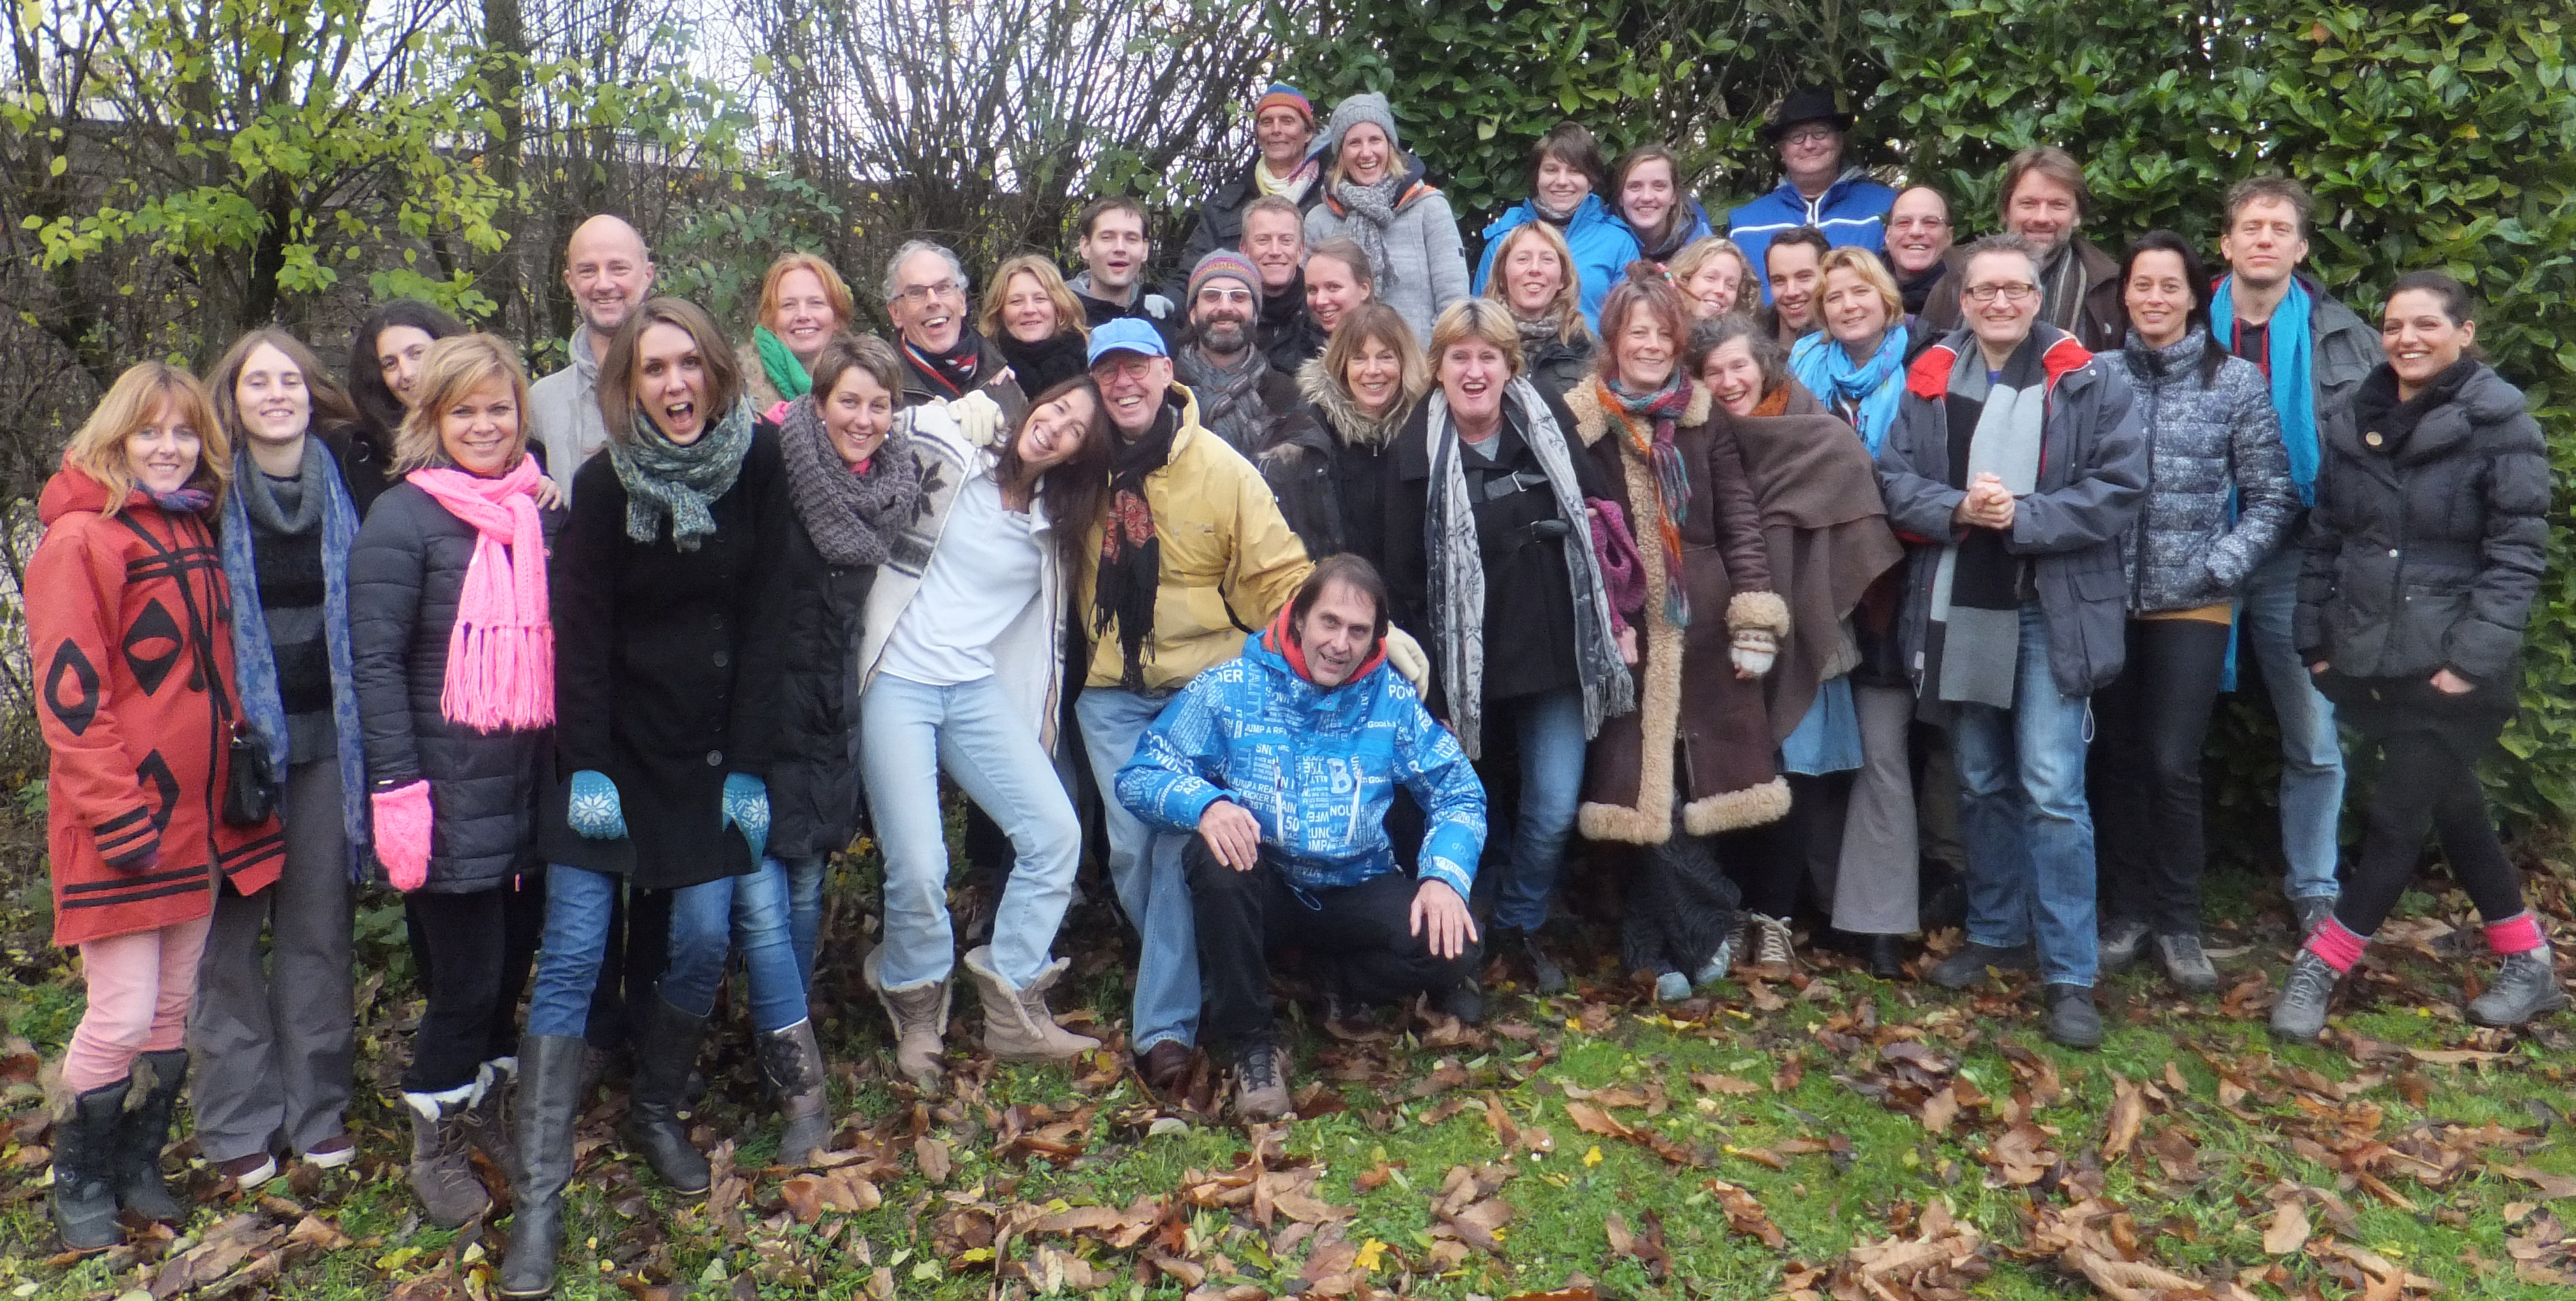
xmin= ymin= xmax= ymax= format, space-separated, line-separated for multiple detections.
xmin=115 ymin=1049 xmax=189 ymax=1223
xmin=48 ymin=1069 xmax=126 ymax=1250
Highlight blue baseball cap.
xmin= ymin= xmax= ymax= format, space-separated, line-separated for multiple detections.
xmin=1086 ymin=317 xmax=1168 ymax=366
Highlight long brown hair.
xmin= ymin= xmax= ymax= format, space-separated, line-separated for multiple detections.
xmin=995 ymin=375 xmax=1112 ymax=576
xmin=208 ymin=327 xmax=359 ymax=449
xmin=598 ymin=297 xmax=745 ymax=443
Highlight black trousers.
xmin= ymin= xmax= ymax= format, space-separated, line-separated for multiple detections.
xmin=583 ymin=883 xmax=671 ymax=1053
xmin=1185 ymin=840 xmax=1477 ymax=1053
xmin=2091 ymin=618 xmax=2232 ymax=934
xmin=2334 ymin=708 xmax=2524 ymax=937
xmin=402 ymin=876 xmax=545 ymax=1093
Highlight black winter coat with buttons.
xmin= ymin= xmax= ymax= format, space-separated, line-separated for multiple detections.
xmin=2295 ymin=361 xmax=2548 ymax=690
xmin=765 ymin=513 xmax=877 ymax=860
xmin=539 ymin=426 xmax=794 ymax=889
xmin=349 ymin=481 xmax=568 ymax=893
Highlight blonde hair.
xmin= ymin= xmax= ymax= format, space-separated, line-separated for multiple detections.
xmin=1318 ymin=302 xmax=1430 ymax=410
xmin=976 ymin=255 xmax=1090 ymax=344
xmin=756 ymin=253 xmax=856 ymax=336
xmin=396 ymin=334 xmax=532 ymax=473
xmin=1816 ymin=247 xmax=1905 ymax=326
xmin=66 ymin=362 xmax=231 ymax=514
xmin=1667 ymin=236 xmax=1755 ymax=302
xmin=1479 ymin=222 xmax=1590 ymax=345
xmin=1427 ymin=298 xmax=1525 ymax=378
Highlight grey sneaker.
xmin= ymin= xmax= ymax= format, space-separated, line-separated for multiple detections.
xmin=2098 ymin=918 xmax=2152 ymax=972
xmin=2270 ymin=949 xmax=2339 ymax=1040
xmin=2043 ymin=984 xmax=2102 ymax=1049
xmin=1231 ymin=1042 xmax=1293 ymax=1123
xmin=2291 ymin=896 xmax=2338 ymax=938
xmin=1653 ymin=971 xmax=1691 ymax=1003
xmin=2156 ymin=933 xmax=2220 ymax=994
xmin=1747 ymin=913 xmax=1796 ymax=968
xmin=1926 ymin=942 xmax=2036 ymax=989
xmin=2466 ymin=945 xmax=2569 ymax=1028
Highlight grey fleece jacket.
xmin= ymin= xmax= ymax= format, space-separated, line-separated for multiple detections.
xmin=529 ymin=330 xmax=611 ymax=502
xmin=2115 ymin=329 xmax=2298 ymax=613
xmin=1301 ymin=158 xmax=1472 ymax=346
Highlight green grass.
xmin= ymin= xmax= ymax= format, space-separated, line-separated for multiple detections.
xmin=2 ymin=867 xmax=2572 ymax=1300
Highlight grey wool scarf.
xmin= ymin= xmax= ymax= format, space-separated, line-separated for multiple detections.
xmin=777 ymin=394 xmax=920 ymax=567
xmin=1423 ymin=377 xmax=1634 ymax=758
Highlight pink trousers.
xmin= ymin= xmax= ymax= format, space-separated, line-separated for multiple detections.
xmin=63 ymin=916 xmax=212 ymax=1093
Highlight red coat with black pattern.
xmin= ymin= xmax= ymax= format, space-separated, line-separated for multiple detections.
xmin=27 ymin=459 xmax=282 ymax=946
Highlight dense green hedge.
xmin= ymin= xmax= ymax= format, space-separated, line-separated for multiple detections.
xmin=1283 ymin=1 xmax=2576 ymax=844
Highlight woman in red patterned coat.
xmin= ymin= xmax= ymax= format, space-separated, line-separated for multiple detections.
xmin=29 ymin=362 xmax=283 ymax=1249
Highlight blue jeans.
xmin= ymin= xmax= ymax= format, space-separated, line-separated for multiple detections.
xmin=861 ymin=673 xmax=1082 ymax=989
xmin=524 ymin=865 xmax=767 ymax=1036
xmin=1481 ymin=687 xmax=1587 ymax=933
xmin=1949 ymin=604 xmax=2099 ymax=988
xmin=1077 ymin=686 xmax=1200 ymax=1053
xmin=661 ymin=858 xmax=807 ymax=1032
xmin=773 ymin=855 xmax=824 ymax=989
xmin=2242 ymin=549 xmax=2345 ymax=901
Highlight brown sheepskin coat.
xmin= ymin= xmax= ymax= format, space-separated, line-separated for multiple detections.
xmin=1568 ymin=377 xmax=1792 ymax=843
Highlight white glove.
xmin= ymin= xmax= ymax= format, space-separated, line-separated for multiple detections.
xmin=1730 ymin=628 xmax=1777 ymax=679
xmin=1383 ymin=626 xmax=1430 ymax=692
xmin=950 ymin=390 xmax=1005 ymax=449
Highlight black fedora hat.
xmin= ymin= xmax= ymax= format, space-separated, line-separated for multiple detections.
xmin=1763 ymin=88 xmax=1855 ymax=141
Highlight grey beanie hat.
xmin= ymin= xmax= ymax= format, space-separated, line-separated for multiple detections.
xmin=1323 ymin=93 xmax=1401 ymax=155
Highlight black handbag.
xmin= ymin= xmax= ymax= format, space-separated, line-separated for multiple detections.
xmin=221 ymin=722 xmax=279 ymax=827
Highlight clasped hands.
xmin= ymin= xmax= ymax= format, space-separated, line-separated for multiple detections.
xmin=1952 ymin=472 xmax=2017 ymax=532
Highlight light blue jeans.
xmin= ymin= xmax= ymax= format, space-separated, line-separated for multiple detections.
xmin=1483 ymin=687 xmax=1588 ymax=933
xmin=1950 ymin=604 xmax=2099 ymax=988
xmin=2241 ymin=549 xmax=2345 ymax=902
xmin=661 ymin=858 xmax=807 ymax=1032
xmin=861 ymin=673 xmax=1081 ymax=991
xmin=1076 ymin=686 xmax=1200 ymax=1053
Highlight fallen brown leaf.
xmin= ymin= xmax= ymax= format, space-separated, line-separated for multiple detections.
xmin=2261 ymin=1200 xmax=2310 ymax=1255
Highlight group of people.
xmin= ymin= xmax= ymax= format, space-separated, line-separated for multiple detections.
xmin=27 ymin=77 xmax=2564 ymax=1292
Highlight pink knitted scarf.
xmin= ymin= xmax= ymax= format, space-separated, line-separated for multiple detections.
xmin=408 ymin=458 xmax=554 ymax=731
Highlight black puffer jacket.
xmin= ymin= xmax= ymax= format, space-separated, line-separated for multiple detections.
xmin=2116 ymin=329 xmax=2297 ymax=613
xmin=2296 ymin=361 xmax=2548 ymax=687
xmin=1178 ymin=155 xmax=1326 ymax=285
xmin=766 ymin=515 xmax=876 ymax=859
xmin=350 ymin=481 xmax=567 ymax=893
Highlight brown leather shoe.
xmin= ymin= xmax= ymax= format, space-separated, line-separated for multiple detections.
xmin=1139 ymin=1040 xmax=1190 ymax=1095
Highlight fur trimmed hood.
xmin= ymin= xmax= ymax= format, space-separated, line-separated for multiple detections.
xmin=1295 ymin=356 xmax=1415 ymax=449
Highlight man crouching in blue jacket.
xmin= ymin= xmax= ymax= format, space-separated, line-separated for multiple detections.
xmin=1117 ymin=554 xmax=1487 ymax=1121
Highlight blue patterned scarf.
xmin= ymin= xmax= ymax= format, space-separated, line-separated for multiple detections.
xmin=216 ymin=438 xmax=372 ymax=876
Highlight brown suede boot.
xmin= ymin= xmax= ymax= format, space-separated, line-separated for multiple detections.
xmin=963 ymin=947 xmax=1102 ymax=1064
xmin=863 ymin=948 xmax=950 ymax=1089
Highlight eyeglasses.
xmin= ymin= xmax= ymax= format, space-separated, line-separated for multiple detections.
xmin=1780 ymin=125 xmax=1839 ymax=147
xmin=1964 ymin=282 xmax=2040 ymax=304
xmin=895 ymin=280 xmax=963 ymax=305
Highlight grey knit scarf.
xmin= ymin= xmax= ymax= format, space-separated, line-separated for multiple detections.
xmin=1174 ymin=345 xmax=1272 ymax=455
xmin=777 ymin=395 xmax=920 ymax=567
xmin=1423 ymin=377 xmax=1634 ymax=758
xmin=238 ymin=436 xmax=329 ymax=538
xmin=1332 ymin=174 xmax=1407 ymax=290
xmin=609 ymin=398 xmax=755 ymax=551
